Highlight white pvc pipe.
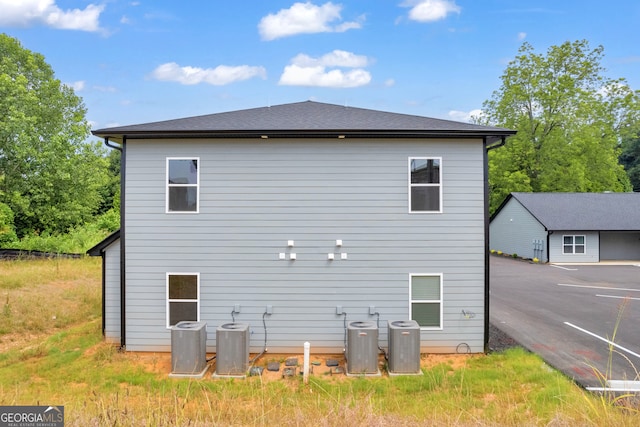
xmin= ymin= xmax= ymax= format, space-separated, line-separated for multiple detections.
xmin=303 ymin=341 xmax=310 ymax=384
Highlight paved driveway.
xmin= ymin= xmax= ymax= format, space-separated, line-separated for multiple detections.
xmin=490 ymin=256 xmax=640 ymax=389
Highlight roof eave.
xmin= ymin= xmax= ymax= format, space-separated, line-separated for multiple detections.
xmin=87 ymin=230 xmax=121 ymax=256
xmin=92 ymin=129 xmax=517 ymax=143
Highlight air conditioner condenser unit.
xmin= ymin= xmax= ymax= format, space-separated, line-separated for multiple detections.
xmin=214 ymin=322 xmax=250 ymax=378
xmin=170 ymin=321 xmax=208 ymax=378
xmin=388 ymin=320 xmax=422 ymax=375
xmin=346 ymin=320 xmax=380 ymax=376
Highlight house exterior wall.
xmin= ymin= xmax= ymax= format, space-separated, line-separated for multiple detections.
xmin=122 ymin=138 xmax=487 ymax=353
xmin=600 ymin=232 xmax=640 ymax=260
xmin=549 ymin=231 xmax=599 ymax=263
xmin=104 ymin=240 xmax=121 ymax=343
xmin=489 ymin=198 xmax=547 ymax=261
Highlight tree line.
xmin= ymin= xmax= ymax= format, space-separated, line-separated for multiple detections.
xmin=0 ymin=34 xmax=119 ymax=247
xmin=1 ymin=34 xmax=639 ymax=249
xmin=479 ymin=40 xmax=640 ymax=212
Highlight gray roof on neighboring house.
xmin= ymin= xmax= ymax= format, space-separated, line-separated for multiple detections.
xmin=504 ymin=192 xmax=640 ymax=231
xmin=92 ymin=100 xmax=515 ymax=142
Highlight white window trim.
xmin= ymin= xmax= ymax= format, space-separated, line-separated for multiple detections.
xmin=166 ymin=157 xmax=200 ymax=214
xmin=409 ymin=273 xmax=444 ymax=330
xmin=408 ymin=157 xmax=443 ymax=214
xmin=562 ymin=234 xmax=586 ymax=255
xmin=166 ymin=272 xmax=200 ymax=328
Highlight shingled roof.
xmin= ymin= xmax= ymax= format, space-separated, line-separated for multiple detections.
xmin=501 ymin=192 xmax=640 ymax=231
xmin=92 ymin=100 xmax=515 ymax=142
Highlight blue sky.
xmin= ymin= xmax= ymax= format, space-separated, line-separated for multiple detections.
xmin=1 ymin=0 xmax=639 ymax=133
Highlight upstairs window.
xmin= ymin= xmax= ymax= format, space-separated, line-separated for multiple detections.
xmin=166 ymin=273 xmax=199 ymax=327
xmin=167 ymin=158 xmax=199 ymax=213
xmin=409 ymin=157 xmax=441 ymax=213
xmin=410 ymin=274 xmax=443 ymax=329
xmin=563 ymin=235 xmax=585 ymax=254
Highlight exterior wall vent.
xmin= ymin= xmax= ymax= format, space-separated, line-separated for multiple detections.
xmin=346 ymin=320 xmax=380 ymax=376
xmin=214 ymin=322 xmax=250 ymax=377
xmin=169 ymin=321 xmax=208 ymax=378
xmin=388 ymin=320 xmax=422 ymax=375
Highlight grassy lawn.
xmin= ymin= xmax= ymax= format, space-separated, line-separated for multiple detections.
xmin=0 ymin=258 xmax=638 ymax=426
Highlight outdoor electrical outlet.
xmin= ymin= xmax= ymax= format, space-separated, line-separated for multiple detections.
xmin=336 ymin=305 xmax=343 ymax=315
xmin=234 ymin=304 xmax=241 ymax=313
xmin=369 ymin=305 xmax=376 ymax=315
xmin=266 ymin=305 xmax=273 ymax=315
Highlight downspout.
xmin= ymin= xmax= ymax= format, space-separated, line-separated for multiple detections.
xmin=104 ymin=137 xmax=126 ymax=350
xmin=100 ymin=249 xmax=106 ymax=336
xmin=483 ymin=136 xmax=506 ymax=353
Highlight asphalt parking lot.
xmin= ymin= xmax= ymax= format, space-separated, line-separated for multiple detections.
xmin=490 ymin=256 xmax=640 ymax=389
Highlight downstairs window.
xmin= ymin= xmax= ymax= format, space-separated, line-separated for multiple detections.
xmin=166 ymin=273 xmax=200 ymax=327
xmin=410 ymin=274 xmax=443 ymax=329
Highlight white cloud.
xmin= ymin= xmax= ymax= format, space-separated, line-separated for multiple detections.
xmin=150 ymin=62 xmax=267 ymax=85
xmin=384 ymin=79 xmax=396 ymax=87
xmin=0 ymin=0 xmax=104 ymax=31
xmin=448 ymin=109 xmax=483 ymax=123
xmin=517 ymin=32 xmax=527 ymax=40
xmin=402 ymin=0 xmax=461 ymax=22
xmin=279 ymin=65 xmax=371 ymax=88
xmin=67 ymin=80 xmax=85 ymax=91
xmin=279 ymin=50 xmax=371 ymax=88
xmin=290 ymin=50 xmax=370 ymax=68
xmin=258 ymin=2 xmax=363 ymax=40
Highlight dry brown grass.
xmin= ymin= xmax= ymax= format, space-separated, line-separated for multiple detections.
xmin=0 ymin=257 xmax=101 ymax=350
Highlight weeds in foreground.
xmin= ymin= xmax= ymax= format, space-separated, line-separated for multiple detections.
xmin=1 ymin=322 xmax=638 ymax=426
xmin=582 ymin=298 xmax=640 ymax=416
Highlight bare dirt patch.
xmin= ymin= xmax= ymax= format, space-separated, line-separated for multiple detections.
xmin=124 ymin=350 xmax=477 ymax=382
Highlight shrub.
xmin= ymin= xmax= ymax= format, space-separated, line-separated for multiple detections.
xmin=10 ymin=209 xmax=119 ymax=254
xmin=0 ymin=202 xmax=17 ymax=246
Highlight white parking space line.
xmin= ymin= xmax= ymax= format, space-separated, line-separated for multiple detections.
xmin=596 ymin=294 xmax=640 ymax=301
xmin=551 ymin=265 xmax=578 ymax=271
xmin=586 ymin=380 xmax=640 ymax=393
xmin=564 ymin=322 xmax=640 ymax=360
xmin=558 ymin=283 xmax=640 ymax=293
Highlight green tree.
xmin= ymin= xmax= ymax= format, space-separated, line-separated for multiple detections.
xmin=96 ymin=147 xmax=121 ymax=215
xmin=619 ymin=125 xmax=640 ymax=191
xmin=0 ymin=33 xmax=109 ymax=238
xmin=481 ymin=40 xmax=638 ymax=212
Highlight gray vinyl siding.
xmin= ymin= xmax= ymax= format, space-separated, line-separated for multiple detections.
xmin=104 ymin=240 xmax=121 ymax=343
xmin=549 ymin=231 xmax=599 ymax=263
xmin=123 ymin=138 xmax=487 ymax=353
xmin=490 ymin=198 xmax=547 ymax=261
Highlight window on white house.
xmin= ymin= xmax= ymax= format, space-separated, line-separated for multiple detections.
xmin=563 ymin=235 xmax=585 ymax=254
xmin=166 ymin=273 xmax=199 ymax=327
xmin=410 ymin=274 xmax=443 ymax=329
xmin=167 ymin=158 xmax=199 ymax=213
xmin=409 ymin=157 xmax=441 ymax=212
